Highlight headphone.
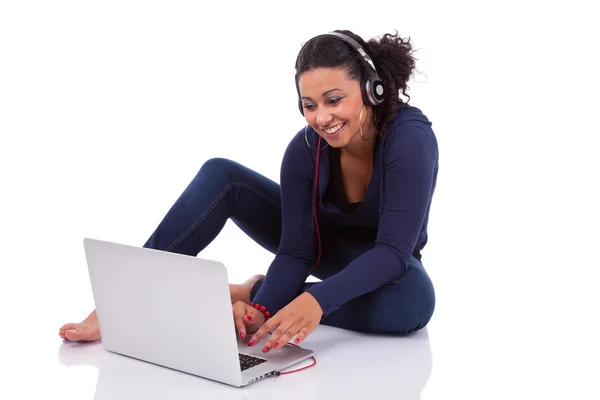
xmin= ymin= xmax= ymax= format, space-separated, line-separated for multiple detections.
xmin=294 ymin=31 xmax=385 ymax=116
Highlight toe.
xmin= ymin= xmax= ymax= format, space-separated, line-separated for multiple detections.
xmin=65 ymin=327 xmax=89 ymax=341
xmin=64 ymin=329 xmax=82 ymax=341
xmin=65 ymin=325 xmax=100 ymax=342
xmin=60 ymin=323 xmax=79 ymax=335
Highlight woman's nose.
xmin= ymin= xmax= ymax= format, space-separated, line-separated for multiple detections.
xmin=316 ymin=110 xmax=333 ymax=127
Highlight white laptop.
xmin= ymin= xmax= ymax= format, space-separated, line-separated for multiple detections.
xmin=82 ymin=238 xmax=314 ymax=387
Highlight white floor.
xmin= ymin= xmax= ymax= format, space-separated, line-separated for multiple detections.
xmin=54 ymin=326 xmax=432 ymax=400
xmin=3 ymin=251 xmax=599 ymax=400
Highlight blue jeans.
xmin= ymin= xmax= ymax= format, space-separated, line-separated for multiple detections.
xmin=144 ymin=158 xmax=435 ymax=334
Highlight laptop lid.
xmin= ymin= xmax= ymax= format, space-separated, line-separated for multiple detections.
xmin=83 ymin=238 xmax=243 ymax=387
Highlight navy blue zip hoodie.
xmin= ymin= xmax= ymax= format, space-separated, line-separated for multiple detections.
xmin=252 ymin=103 xmax=439 ymax=318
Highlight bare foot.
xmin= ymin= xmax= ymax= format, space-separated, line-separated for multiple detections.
xmin=58 ymin=274 xmax=265 ymax=341
xmin=59 ymin=310 xmax=101 ymax=342
xmin=230 ymin=274 xmax=265 ymax=304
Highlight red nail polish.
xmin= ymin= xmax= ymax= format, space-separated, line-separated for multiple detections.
xmin=246 ymin=315 xmax=253 ymax=321
xmin=262 ymin=346 xmax=269 ymax=353
xmin=248 ymin=339 xmax=254 ymax=346
xmin=274 ymin=342 xmax=279 ymax=348
xmin=240 ymin=332 xmax=245 ymax=339
xmin=294 ymin=338 xmax=300 ymax=343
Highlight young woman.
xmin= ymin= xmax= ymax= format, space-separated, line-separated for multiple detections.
xmin=60 ymin=30 xmax=439 ymax=355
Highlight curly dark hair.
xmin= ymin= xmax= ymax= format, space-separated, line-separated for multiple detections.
xmin=295 ymin=29 xmax=417 ymax=137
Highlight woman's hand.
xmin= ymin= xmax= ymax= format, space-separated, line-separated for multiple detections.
xmin=247 ymin=292 xmax=323 ymax=352
xmin=233 ymin=301 xmax=266 ymax=340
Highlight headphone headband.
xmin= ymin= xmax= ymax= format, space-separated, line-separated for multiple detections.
xmin=317 ymin=32 xmax=379 ymax=76
xmin=295 ymin=31 xmax=385 ymax=115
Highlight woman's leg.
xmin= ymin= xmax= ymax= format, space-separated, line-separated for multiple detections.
xmin=249 ymin=226 xmax=436 ymax=335
xmin=314 ymin=256 xmax=436 ymax=334
xmin=249 ymin=254 xmax=435 ymax=335
xmin=60 ymin=158 xmax=282 ymax=341
xmin=143 ymin=157 xmax=282 ymax=256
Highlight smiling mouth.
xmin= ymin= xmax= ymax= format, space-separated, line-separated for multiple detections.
xmin=323 ymin=123 xmax=345 ymax=135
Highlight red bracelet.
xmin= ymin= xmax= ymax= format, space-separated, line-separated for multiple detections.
xmin=249 ymin=303 xmax=271 ymax=320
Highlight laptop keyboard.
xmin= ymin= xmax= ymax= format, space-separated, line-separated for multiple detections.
xmin=239 ymin=353 xmax=267 ymax=371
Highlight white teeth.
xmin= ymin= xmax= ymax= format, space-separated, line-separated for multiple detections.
xmin=324 ymin=123 xmax=344 ymax=134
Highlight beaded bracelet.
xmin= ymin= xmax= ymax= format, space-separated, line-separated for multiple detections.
xmin=249 ymin=302 xmax=271 ymax=320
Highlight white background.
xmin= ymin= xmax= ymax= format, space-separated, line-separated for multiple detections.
xmin=1 ymin=0 xmax=599 ymax=399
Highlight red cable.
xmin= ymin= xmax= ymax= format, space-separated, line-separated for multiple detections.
xmin=277 ymin=136 xmax=322 ymax=375
xmin=307 ymin=135 xmax=323 ymax=277
xmin=278 ymin=347 xmax=317 ymax=375
xmin=267 ymin=335 xmax=317 ymax=375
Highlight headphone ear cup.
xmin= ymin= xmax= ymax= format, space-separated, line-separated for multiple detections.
xmin=295 ymin=74 xmax=305 ymax=116
xmin=371 ymin=78 xmax=385 ymax=104
xmin=361 ymin=78 xmax=376 ymax=107
xmin=362 ymin=75 xmax=385 ymax=106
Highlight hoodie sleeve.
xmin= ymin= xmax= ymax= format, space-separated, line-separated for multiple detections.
xmin=306 ymin=123 xmax=439 ymax=317
xmin=249 ymin=131 xmax=318 ymax=315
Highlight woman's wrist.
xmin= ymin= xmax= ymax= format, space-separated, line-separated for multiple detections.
xmin=249 ymin=302 xmax=271 ymax=320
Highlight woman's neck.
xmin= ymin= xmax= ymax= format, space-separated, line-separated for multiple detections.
xmin=340 ymin=126 xmax=377 ymax=162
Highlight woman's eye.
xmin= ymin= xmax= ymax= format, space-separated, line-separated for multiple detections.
xmin=328 ymin=97 xmax=342 ymax=105
xmin=303 ymin=103 xmax=316 ymax=110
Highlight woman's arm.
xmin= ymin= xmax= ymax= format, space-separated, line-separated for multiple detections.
xmin=249 ymin=130 xmax=317 ymax=315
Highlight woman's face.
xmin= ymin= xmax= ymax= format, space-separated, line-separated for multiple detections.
xmin=298 ymin=67 xmax=372 ymax=148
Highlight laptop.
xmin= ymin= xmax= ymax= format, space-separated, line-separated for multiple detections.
xmin=82 ymin=238 xmax=314 ymax=387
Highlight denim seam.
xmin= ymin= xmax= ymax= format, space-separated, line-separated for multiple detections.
xmin=165 ymin=183 xmax=280 ymax=252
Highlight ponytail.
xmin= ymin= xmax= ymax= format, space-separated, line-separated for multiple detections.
xmin=363 ymin=31 xmax=417 ymax=136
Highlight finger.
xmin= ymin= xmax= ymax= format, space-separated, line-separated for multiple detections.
xmin=293 ymin=326 xmax=311 ymax=345
xmin=244 ymin=307 xmax=265 ymax=334
xmin=261 ymin=320 xmax=296 ymax=353
xmin=232 ymin=302 xmax=248 ymax=339
xmin=248 ymin=316 xmax=279 ymax=347
xmin=271 ymin=323 xmax=301 ymax=350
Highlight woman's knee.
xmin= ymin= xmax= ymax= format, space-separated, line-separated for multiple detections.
xmin=368 ymin=293 xmax=435 ymax=335
xmin=369 ymin=265 xmax=436 ymax=334
xmin=198 ymin=157 xmax=239 ymax=179
xmin=191 ymin=158 xmax=249 ymax=193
